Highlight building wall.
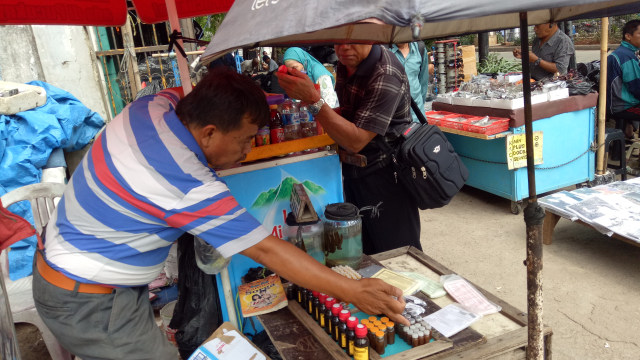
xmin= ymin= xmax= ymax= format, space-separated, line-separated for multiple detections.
xmin=0 ymin=25 xmax=110 ymax=121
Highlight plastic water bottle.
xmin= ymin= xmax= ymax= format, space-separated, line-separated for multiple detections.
xmin=194 ymin=236 xmax=230 ymax=274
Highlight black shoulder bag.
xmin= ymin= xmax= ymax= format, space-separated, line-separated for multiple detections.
xmin=376 ymin=100 xmax=469 ymax=210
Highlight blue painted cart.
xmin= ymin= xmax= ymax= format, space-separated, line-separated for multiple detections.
xmin=434 ymin=95 xmax=597 ymax=214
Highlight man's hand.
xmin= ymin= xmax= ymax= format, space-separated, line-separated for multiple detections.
xmin=275 ymin=68 xmax=321 ymax=104
xmin=346 ymin=278 xmax=409 ymax=326
xmin=512 ymin=48 xmax=522 ymax=59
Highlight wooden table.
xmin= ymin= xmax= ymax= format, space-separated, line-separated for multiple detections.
xmin=543 ymin=209 xmax=639 ymax=247
xmin=257 ymin=247 xmax=553 ymax=359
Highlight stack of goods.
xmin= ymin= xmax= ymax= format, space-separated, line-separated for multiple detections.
xmin=425 ymin=110 xmax=510 ymax=135
xmin=252 ymin=95 xmax=322 ymax=149
xmin=433 ymin=40 xmax=464 ymax=95
xmin=435 ymin=74 xmax=569 ymax=109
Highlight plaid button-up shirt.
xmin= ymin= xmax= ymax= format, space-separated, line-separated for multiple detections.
xmin=335 ymin=45 xmax=412 ymax=155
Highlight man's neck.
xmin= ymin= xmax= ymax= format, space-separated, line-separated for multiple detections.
xmin=397 ymin=43 xmax=410 ymax=58
xmin=539 ymin=28 xmax=557 ymax=45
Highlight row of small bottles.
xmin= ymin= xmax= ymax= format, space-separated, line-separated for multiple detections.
xmin=286 ymin=283 xmax=431 ymax=359
xmin=253 ymin=98 xmax=323 ymax=147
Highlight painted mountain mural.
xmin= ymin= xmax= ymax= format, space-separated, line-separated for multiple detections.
xmin=251 ymin=177 xmax=325 ymax=208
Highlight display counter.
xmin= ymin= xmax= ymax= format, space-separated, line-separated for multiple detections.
xmin=433 ymin=94 xmax=598 ymax=214
xmin=257 ymin=247 xmax=552 ymax=359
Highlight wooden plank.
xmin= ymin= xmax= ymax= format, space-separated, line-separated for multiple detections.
xmin=438 ymin=126 xmax=511 ymax=140
xmin=95 ymin=45 xmax=168 ymax=56
xmin=286 ymin=301 xmax=351 ymax=360
xmin=243 ymin=134 xmax=335 ymax=163
xmin=384 ymin=340 xmax=454 ymax=360
xmin=257 ymin=304 xmax=340 ymax=360
xmin=433 ymin=326 xmax=553 ymax=360
xmin=543 ymin=211 xmax=561 ymax=245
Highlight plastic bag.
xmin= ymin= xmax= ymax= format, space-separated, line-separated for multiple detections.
xmin=440 ymin=274 xmax=501 ymax=316
xmin=169 ymin=233 xmax=223 ymax=359
xmin=194 ymin=236 xmax=230 ymax=275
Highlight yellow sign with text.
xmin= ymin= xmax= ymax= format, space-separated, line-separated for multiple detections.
xmin=506 ymin=132 xmax=543 ymax=170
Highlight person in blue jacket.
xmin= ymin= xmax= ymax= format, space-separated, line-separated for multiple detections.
xmin=283 ymin=47 xmax=339 ymax=108
xmin=390 ymin=42 xmax=432 ymax=122
xmin=607 ymin=19 xmax=640 ymax=139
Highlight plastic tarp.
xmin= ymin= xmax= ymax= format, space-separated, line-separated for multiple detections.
xmin=0 ymin=81 xmax=104 ymax=280
xmin=201 ymin=0 xmax=640 ymax=64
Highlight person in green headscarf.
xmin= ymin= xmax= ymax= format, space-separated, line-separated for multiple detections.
xmin=283 ymin=47 xmax=339 ymax=108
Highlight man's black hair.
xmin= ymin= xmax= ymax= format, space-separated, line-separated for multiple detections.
xmin=622 ymin=19 xmax=640 ymax=39
xmin=176 ymin=67 xmax=269 ymax=132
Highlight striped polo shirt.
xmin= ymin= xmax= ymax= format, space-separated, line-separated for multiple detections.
xmin=44 ymin=89 xmax=269 ymax=287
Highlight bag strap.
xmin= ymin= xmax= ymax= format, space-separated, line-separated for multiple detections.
xmin=410 ymin=98 xmax=428 ymax=125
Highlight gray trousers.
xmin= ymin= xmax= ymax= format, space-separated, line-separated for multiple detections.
xmin=32 ymin=261 xmax=178 ymax=360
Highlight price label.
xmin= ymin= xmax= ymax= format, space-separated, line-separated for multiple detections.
xmin=506 ymin=132 xmax=543 ymax=170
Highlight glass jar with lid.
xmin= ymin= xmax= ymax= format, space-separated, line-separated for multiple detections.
xmin=323 ymin=203 xmax=362 ymax=268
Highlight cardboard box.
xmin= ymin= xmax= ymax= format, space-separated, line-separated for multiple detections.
xmin=188 ymin=322 xmax=271 ymax=360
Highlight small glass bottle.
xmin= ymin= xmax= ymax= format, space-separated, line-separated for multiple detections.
xmin=311 ymin=291 xmax=320 ymax=320
xmin=374 ymin=331 xmax=386 ymax=355
xmin=286 ymin=283 xmax=297 ymax=300
xmin=338 ymin=309 xmax=350 ymax=349
xmin=330 ymin=303 xmax=343 ymax=341
xmin=411 ymin=333 xmax=419 ymax=348
xmin=323 ymin=298 xmax=335 ymax=335
xmin=307 ymin=290 xmax=317 ymax=315
xmin=354 ymin=324 xmax=369 ymax=360
xmin=418 ymin=331 xmax=426 ymax=346
xmin=296 ymin=286 xmax=304 ymax=304
xmin=317 ymin=293 xmax=328 ymax=326
xmin=346 ymin=316 xmax=358 ymax=356
xmin=386 ymin=321 xmax=395 ymax=345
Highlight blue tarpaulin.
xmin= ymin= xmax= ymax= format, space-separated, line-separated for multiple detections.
xmin=0 ymin=81 xmax=104 ymax=280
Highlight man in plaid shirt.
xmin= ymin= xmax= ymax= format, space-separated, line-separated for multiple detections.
xmin=277 ymin=44 xmax=421 ymax=255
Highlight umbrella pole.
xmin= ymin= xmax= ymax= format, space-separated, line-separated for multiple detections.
xmin=596 ymin=17 xmax=609 ymax=175
xmin=165 ymin=0 xmax=193 ymax=95
xmin=519 ymin=12 xmax=545 ymax=360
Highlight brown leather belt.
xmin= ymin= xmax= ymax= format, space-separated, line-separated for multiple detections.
xmin=36 ymin=252 xmax=114 ymax=294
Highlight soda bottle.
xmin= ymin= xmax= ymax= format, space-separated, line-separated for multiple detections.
xmin=269 ymin=105 xmax=284 ymax=144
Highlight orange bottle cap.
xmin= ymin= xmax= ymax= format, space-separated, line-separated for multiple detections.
xmin=381 ymin=317 xmax=389 ymax=323
xmin=386 ymin=321 xmax=395 ymax=327
xmin=375 ymin=331 xmax=385 ymax=337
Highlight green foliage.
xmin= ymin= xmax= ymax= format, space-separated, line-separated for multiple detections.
xmin=459 ymin=34 xmax=476 ymax=46
xmin=194 ymin=14 xmax=226 ymax=41
xmin=478 ymin=53 xmax=522 ymax=74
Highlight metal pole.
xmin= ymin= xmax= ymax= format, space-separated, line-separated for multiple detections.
xmin=478 ymin=32 xmax=489 ymax=63
xmin=165 ymin=0 xmax=193 ymax=95
xmin=519 ymin=12 xmax=545 ymax=360
xmin=220 ymin=266 xmax=239 ymax=329
xmin=596 ymin=17 xmax=609 ymax=175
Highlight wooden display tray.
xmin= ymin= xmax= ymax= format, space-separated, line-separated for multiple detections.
xmin=258 ymin=247 xmax=553 ymax=359
xmin=243 ymin=134 xmax=335 ymax=163
xmin=438 ymin=126 xmax=511 ymax=140
xmin=257 ymin=253 xmax=485 ymax=360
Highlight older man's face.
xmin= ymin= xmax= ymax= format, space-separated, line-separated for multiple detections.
xmin=334 ymin=44 xmax=373 ymax=69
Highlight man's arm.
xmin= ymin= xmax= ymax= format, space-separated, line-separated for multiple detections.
xmin=241 ymin=235 xmax=409 ymax=326
xmin=276 ymin=69 xmax=376 ymax=153
xmin=417 ymin=44 xmax=430 ymax=102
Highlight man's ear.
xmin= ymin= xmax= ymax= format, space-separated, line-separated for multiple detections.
xmin=200 ymin=124 xmax=218 ymax=147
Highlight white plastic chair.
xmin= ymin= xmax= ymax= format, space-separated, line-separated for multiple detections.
xmin=0 ymin=182 xmax=72 ymax=360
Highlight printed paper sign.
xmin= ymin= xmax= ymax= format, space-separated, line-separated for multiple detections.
xmin=506 ymin=131 xmax=543 ymax=170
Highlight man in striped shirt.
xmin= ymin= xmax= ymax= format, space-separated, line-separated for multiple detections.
xmin=33 ymin=68 xmax=409 ymax=359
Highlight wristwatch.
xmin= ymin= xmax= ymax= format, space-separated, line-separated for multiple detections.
xmin=307 ymin=98 xmax=325 ymax=115
xmin=533 ymin=58 xmax=541 ymax=66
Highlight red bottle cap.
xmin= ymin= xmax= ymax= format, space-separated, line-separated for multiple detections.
xmin=319 ymin=293 xmax=328 ymax=304
xmin=325 ymin=297 xmax=335 ymax=308
xmin=339 ymin=309 xmax=350 ymax=321
xmin=355 ymin=324 xmax=368 ymax=337
xmin=331 ymin=303 xmax=342 ymax=315
xmin=347 ymin=316 xmax=358 ymax=329
xmin=278 ymin=65 xmax=288 ymax=73
xmin=312 ymin=291 xmax=319 ymax=298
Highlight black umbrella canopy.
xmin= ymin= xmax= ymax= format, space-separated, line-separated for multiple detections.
xmin=201 ymin=0 xmax=640 ymax=64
